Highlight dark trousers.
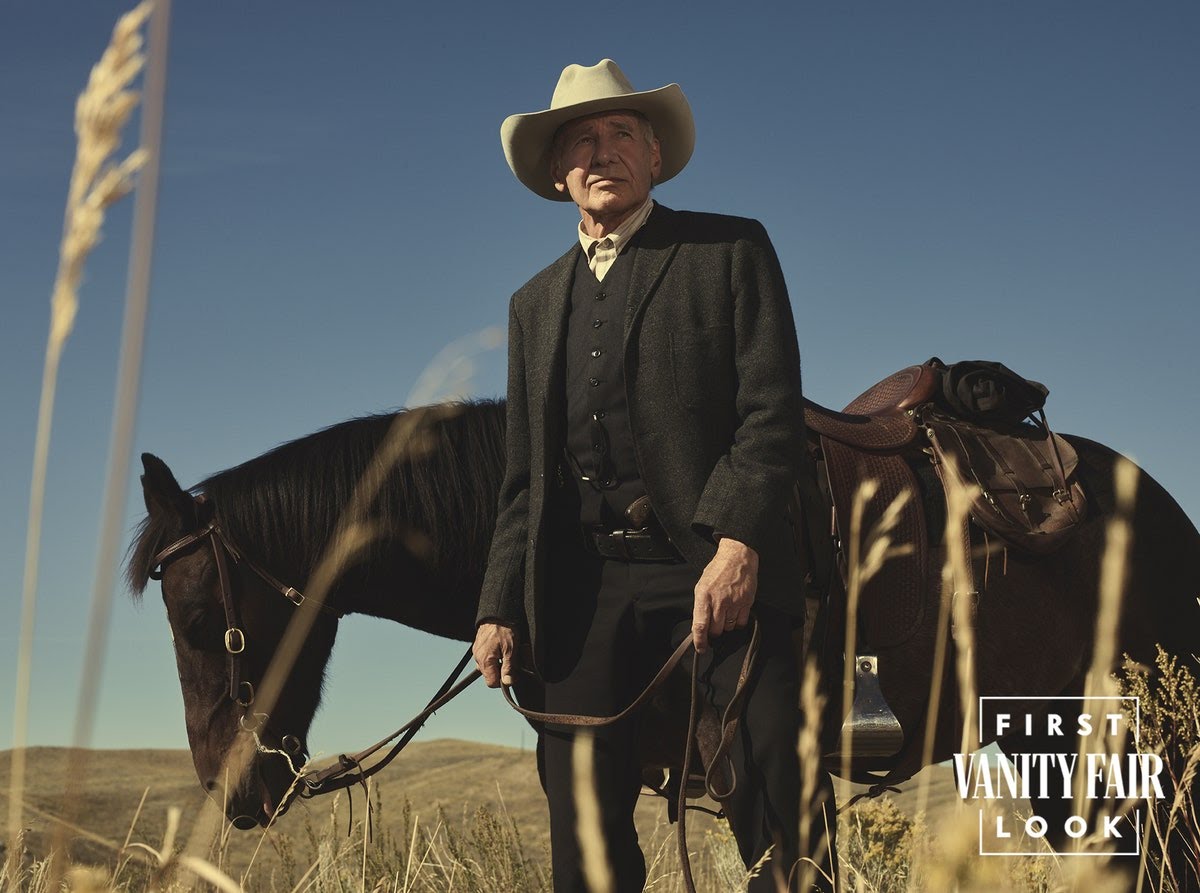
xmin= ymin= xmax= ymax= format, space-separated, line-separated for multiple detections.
xmin=537 ymin=545 xmax=837 ymax=892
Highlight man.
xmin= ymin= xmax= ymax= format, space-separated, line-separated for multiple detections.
xmin=473 ymin=59 xmax=835 ymax=892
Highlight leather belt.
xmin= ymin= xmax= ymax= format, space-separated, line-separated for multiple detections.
xmin=585 ymin=526 xmax=681 ymax=562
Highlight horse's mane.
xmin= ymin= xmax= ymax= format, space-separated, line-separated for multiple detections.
xmin=127 ymin=400 xmax=507 ymax=597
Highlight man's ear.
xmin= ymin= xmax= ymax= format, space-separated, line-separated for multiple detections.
xmin=551 ymin=159 xmax=567 ymax=194
xmin=649 ymin=138 xmax=663 ymax=183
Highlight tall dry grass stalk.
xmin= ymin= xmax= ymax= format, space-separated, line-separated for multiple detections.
xmin=941 ymin=458 xmax=981 ymax=758
xmin=7 ymin=0 xmax=155 ymax=877
xmin=57 ymin=0 xmax=171 ymax=865
xmin=838 ymin=478 xmax=874 ymax=788
xmin=571 ymin=732 xmax=613 ymax=893
xmin=839 ymin=478 xmax=912 ymax=786
xmin=1085 ymin=457 xmax=1139 ymax=703
xmin=69 ymin=0 xmax=171 ymax=751
xmin=797 ymin=653 xmax=834 ymax=893
xmin=1071 ymin=458 xmax=1139 ymax=857
xmin=915 ymin=457 xmax=980 ymax=821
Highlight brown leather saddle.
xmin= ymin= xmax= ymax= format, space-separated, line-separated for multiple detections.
xmin=801 ymin=363 xmax=943 ymax=652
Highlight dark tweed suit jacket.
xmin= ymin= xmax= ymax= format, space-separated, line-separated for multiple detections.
xmin=477 ymin=203 xmax=806 ymax=668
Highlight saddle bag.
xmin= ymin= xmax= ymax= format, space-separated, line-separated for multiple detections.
xmin=923 ymin=412 xmax=1086 ymax=554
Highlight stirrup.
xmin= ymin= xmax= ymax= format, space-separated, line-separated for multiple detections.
xmin=833 ymin=654 xmax=904 ymax=759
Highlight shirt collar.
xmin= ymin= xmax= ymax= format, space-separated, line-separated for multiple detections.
xmin=576 ymin=197 xmax=656 ymax=258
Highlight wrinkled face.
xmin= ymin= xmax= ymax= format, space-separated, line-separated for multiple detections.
xmin=140 ymin=458 xmax=335 ymax=829
xmin=551 ymin=110 xmax=661 ymax=229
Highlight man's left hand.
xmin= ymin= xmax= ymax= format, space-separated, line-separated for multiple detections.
xmin=692 ymin=537 xmax=758 ymax=653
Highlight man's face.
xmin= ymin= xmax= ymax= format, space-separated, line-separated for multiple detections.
xmin=551 ymin=111 xmax=662 ymax=226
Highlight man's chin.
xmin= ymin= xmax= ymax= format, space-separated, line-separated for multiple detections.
xmin=583 ymin=193 xmax=637 ymax=220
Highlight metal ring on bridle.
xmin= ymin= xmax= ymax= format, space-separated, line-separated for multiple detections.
xmin=224 ymin=627 xmax=246 ymax=654
xmin=282 ymin=734 xmax=304 ymax=756
xmin=239 ymin=711 xmax=269 ymax=734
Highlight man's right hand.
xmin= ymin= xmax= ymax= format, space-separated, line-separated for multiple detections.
xmin=473 ymin=622 xmax=518 ymax=688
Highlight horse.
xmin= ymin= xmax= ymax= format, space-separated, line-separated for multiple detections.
xmin=127 ymin=395 xmax=1200 ymax=882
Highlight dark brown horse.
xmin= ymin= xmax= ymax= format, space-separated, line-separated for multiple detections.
xmin=127 ymin=397 xmax=1200 ymax=877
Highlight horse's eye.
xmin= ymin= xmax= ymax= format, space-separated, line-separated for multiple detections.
xmin=170 ymin=603 xmax=224 ymax=651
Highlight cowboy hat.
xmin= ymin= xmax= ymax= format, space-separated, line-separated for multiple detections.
xmin=501 ymin=59 xmax=695 ymax=202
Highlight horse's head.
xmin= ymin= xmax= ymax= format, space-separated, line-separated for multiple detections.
xmin=130 ymin=453 xmax=339 ymax=829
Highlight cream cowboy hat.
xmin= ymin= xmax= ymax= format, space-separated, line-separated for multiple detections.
xmin=501 ymin=59 xmax=695 ymax=201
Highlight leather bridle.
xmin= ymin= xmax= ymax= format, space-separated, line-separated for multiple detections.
xmin=150 ymin=494 xmax=342 ymax=761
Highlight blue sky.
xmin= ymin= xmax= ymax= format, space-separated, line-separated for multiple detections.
xmin=1 ymin=2 xmax=1197 ymax=760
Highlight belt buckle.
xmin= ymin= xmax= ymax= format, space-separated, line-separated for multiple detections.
xmin=611 ymin=529 xmax=631 ymax=561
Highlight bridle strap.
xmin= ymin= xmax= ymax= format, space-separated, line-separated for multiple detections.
xmin=150 ymin=513 xmax=341 ymax=618
xmin=208 ymin=529 xmax=244 ymax=703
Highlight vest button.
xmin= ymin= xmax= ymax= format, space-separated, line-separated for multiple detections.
xmin=595 ymin=291 xmax=606 ymax=301
xmin=591 ymin=348 xmax=602 ymax=358
xmin=592 ymin=319 xmax=603 ymax=328
xmin=595 ymin=410 xmax=606 ymax=419
xmin=589 ymin=378 xmax=600 ymax=387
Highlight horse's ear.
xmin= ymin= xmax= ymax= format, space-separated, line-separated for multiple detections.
xmin=140 ymin=453 xmax=192 ymax=521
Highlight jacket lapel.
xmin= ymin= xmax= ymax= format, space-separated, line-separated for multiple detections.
xmin=530 ymin=244 xmax=579 ymax=419
xmin=624 ymin=203 xmax=680 ymax=345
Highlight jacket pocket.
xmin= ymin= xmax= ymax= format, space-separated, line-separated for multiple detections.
xmin=669 ymin=325 xmax=733 ymax=409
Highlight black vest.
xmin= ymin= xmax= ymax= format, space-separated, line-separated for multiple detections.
xmin=562 ymin=242 xmax=645 ymax=528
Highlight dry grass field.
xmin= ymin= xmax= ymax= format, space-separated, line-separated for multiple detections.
xmin=0 ymin=739 xmax=735 ymax=890
xmin=1 ymin=739 xmax=1040 ymax=892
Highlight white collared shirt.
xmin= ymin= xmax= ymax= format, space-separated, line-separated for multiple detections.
xmin=577 ymin=197 xmax=655 ymax=281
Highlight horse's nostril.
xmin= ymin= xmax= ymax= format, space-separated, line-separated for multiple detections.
xmin=204 ymin=779 xmax=218 ymax=793
xmin=231 ymin=814 xmax=258 ymax=831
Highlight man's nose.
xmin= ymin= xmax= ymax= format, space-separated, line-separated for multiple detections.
xmin=592 ymin=138 xmax=616 ymax=166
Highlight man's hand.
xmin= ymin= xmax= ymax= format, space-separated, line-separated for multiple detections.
xmin=692 ymin=537 xmax=759 ymax=653
xmin=473 ymin=622 xmax=518 ymax=688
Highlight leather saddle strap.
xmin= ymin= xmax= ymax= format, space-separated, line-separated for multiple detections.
xmin=1037 ymin=411 xmax=1084 ymax=522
